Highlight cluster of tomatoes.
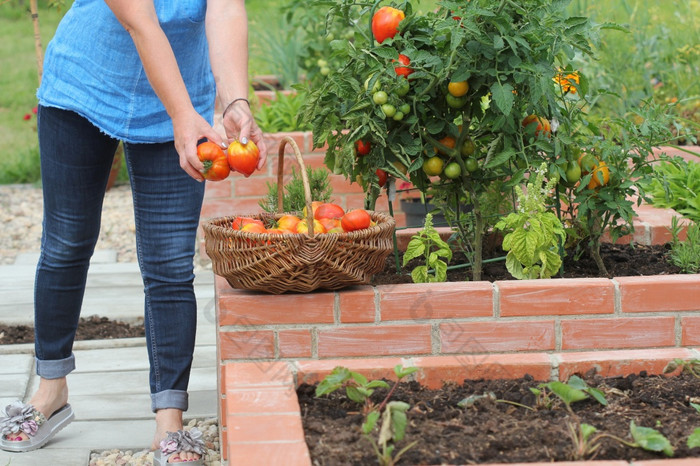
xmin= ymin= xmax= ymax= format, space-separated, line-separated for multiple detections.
xmin=196 ymin=140 xmax=260 ymax=181
xmin=231 ymin=202 xmax=375 ymax=235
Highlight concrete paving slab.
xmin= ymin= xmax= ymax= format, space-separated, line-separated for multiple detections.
xmin=12 ymin=249 xmax=118 ymax=266
xmin=193 ymin=345 xmax=217 ymax=368
xmin=0 ymin=447 xmax=92 ymax=466
xmin=0 ymin=373 xmax=30 ymax=402
xmin=73 ymin=346 xmax=150 ymax=373
xmin=0 ymin=353 xmax=33 ymax=375
xmin=69 ymin=393 xmax=154 ymax=420
xmin=53 ymin=419 xmax=155 ymax=451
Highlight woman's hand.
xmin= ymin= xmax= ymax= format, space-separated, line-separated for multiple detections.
xmin=222 ymin=100 xmax=267 ymax=170
xmin=172 ymin=109 xmax=226 ymax=182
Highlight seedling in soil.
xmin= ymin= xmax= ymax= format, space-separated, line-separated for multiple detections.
xmin=537 ymin=375 xmax=608 ymax=413
xmin=664 ymin=358 xmax=700 ymax=379
xmin=316 ymin=365 xmax=419 ymax=465
xmin=567 ymin=420 xmax=674 ymax=460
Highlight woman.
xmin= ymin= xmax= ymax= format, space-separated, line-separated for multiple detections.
xmin=0 ymin=1 xmax=266 ymax=463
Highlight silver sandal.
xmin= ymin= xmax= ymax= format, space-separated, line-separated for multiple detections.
xmin=0 ymin=401 xmax=74 ymax=453
xmin=153 ymin=428 xmax=206 ymax=465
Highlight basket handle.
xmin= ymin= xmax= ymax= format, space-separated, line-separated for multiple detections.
xmin=277 ymin=136 xmax=316 ymax=237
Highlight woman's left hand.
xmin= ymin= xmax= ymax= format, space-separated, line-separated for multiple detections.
xmin=222 ymin=100 xmax=267 ymax=170
xmin=172 ymin=109 xmax=226 ymax=182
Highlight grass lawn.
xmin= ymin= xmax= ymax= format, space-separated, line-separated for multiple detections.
xmin=0 ymin=0 xmax=697 ymax=184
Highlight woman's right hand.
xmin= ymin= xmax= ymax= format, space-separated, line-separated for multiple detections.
xmin=172 ymin=109 xmax=226 ymax=182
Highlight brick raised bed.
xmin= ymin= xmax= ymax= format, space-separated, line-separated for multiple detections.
xmin=207 ymin=95 xmax=700 ymax=463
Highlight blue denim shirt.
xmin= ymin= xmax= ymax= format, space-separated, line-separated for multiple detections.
xmin=37 ymin=0 xmax=215 ymax=143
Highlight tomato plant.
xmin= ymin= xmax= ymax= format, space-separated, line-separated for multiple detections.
xmin=299 ymin=0 xmax=676 ymax=280
xmin=197 ymin=141 xmax=230 ymax=181
xmin=227 ymin=140 xmax=260 ymax=178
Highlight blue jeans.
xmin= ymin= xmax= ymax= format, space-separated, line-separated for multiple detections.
xmin=35 ymin=106 xmax=205 ymax=412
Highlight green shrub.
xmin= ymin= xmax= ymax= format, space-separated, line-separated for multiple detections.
xmin=254 ymin=92 xmax=311 ymax=134
xmin=259 ymin=166 xmax=333 ymax=213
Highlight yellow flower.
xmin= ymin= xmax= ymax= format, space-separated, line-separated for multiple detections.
xmin=554 ymin=69 xmax=580 ymax=94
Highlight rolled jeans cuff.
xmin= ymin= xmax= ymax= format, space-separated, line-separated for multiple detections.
xmin=151 ymin=389 xmax=189 ymax=413
xmin=36 ymin=354 xmax=75 ymax=379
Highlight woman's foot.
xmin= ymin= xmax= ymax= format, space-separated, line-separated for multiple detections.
xmin=153 ymin=409 xmax=202 ymax=463
xmin=2 ymin=377 xmax=68 ymax=443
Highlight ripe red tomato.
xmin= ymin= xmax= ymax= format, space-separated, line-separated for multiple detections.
xmin=232 ymin=216 xmax=264 ymax=230
xmin=314 ymin=203 xmax=345 ymax=220
xmin=227 ymin=139 xmax=260 ymax=178
xmin=196 ymin=141 xmax=230 ymax=181
xmin=376 ymin=168 xmax=388 ymax=187
xmin=371 ymin=6 xmax=404 ymax=44
xmin=355 ymin=140 xmax=371 ymax=156
xmin=394 ymin=54 xmax=413 ymax=78
xmin=341 ymin=209 xmax=371 ymax=232
xmin=521 ymin=114 xmax=551 ymax=138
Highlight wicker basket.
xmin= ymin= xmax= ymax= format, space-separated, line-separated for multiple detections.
xmin=202 ymin=136 xmax=396 ymax=294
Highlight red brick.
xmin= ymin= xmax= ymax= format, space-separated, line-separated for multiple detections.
xmin=557 ymin=348 xmax=694 ymax=379
xmin=218 ymin=291 xmax=334 ymax=326
xmin=226 ymin=413 xmax=305 ymax=443
xmin=633 ymin=204 xmax=686 ymax=245
xmin=345 ymin=193 xmax=368 ymax=210
xmin=226 ymin=441 xmax=311 ymax=466
xmin=634 ymin=459 xmax=700 ymax=466
xmin=440 ymin=320 xmax=555 ymax=353
xmin=338 ymin=287 xmax=375 ymax=323
xmin=498 ymin=278 xmax=615 ymax=316
xmin=617 ymin=274 xmax=700 ymax=313
xmin=219 ymin=330 xmax=275 ymax=359
xmin=295 ymin=358 xmax=406 ymax=386
xmin=224 ymin=361 xmax=294 ymax=388
xmin=328 ymin=176 xmax=364 ymax=195
xmin=412 ymin=354 xmax=552 ymax=388
xmin=561 ymin=316 xmax=675 ymax=350
xmin=203 ymin=179 xmax=232 ymax=199
xmin=486 ymin=462 xmax=627 ymax=466
xmin=317 ymin=325 xmax=432 ymax=357
xmin=379 ymin=282 xmax=492 ymax=321
xmin=226 ymin=385 xmax=300 ymax=415
xmin=233 ymin=175 xmax=276 ymax=197
xmin=278 ymin=329 xmax=313 ymax=358
xmin=200 ymin=198 xmax=263 ymax=220
xmin=682 ymin=316 xmax=700 ymax=346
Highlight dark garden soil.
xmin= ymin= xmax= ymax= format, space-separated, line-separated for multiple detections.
xmin=371 ymin=241 xmax=681 ymax=285
xmin=0 ymin=315 xmax=144 ymax=346
xmin=299 ymin=371 xmax=700 ymax=465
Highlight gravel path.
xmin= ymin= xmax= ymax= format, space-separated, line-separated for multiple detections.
xmin=1 ymin=183 xmax=137 ymax=265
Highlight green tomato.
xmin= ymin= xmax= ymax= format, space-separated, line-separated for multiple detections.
xmin=373 ymin=91 xmax=389 ymax=105
xmin=465 ymin=157 xmax=478 ymax=172
xmin=444 ymin=162 xmax=462 ymax=179
xmin=395 ymin=79 xmax=410 ymax=97
xmin=364 ymin=75 xmax=381 ymax=93
xmin=399 ymin=103 xmax=411 ymax=115
xmin=381 ymin=104 xmax=396 ymax=118
xmin=316 ymin=59 xmax=328 ymax=68
xmin=319 ymin=67 xmax=330 ymax=76
xmin=392 ymin=111 xmax=404 ymax=121
xmin=445 ymin=94 xmax=467 ymax=109
xmin=460 ymin=139 xmax=475 ymax=157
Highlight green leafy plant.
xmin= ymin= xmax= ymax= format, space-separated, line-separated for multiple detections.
xmin=316 ymin=365 xmax=419 ymax=466
xmin=534 ymin=375 xmax=607 ymax=413
xmin=567 ymin=421 xmax=674 ymax=460
xmin=402 ymin=213 xmax=452 ymax=283
xmin=495 ymin=164 xmax=566 ymax=279
xmin=667 ymin=217 xmax=700 ymax=274
xmin=259 ymin=166 xmax=333 ymax=213
xmin=254 ymin=91 xmax=312 ymax=134
xmin=643 ymin=156 xmax=700 ymax=223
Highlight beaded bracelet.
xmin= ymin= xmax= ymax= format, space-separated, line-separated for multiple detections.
xmin=222 ymin=98 xmax=250 ymax=120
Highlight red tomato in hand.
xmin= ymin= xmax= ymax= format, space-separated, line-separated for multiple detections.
xmin=393 ymin=54 xmax=413 ymax=78
xmin=341 ymin=209 xmax=371 ymax=232
xmin=197 ymin=141 xmax=230 ymax=181
xmin=227 ymin=139 xmax=260 ymax=177
xmin=372 ymin=6 xmax=404 ymax=44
